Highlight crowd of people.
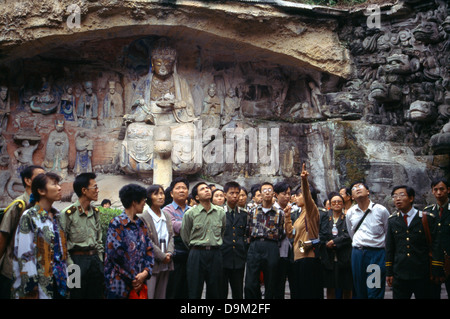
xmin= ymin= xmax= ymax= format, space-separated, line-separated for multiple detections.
xmin=0 ymin=163 xmax=448 ymax=299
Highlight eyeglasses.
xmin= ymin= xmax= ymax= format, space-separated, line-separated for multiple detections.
xmin=262 ymin=189 xmax=273 ymax=194
xmin=392 ymin=193 xmax=407 ymax=199
xmin=331 ymin=201 xmax=343 ymax=205
xmin=352 ymin=184 xmax=365 ymax=191
xmin=87 ymin=185 xmax=99 ymax=190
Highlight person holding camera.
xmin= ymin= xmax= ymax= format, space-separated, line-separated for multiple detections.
xmin=284 ymin=163 xmax=322 ymax=299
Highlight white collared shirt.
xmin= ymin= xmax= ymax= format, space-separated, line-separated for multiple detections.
xmin=146 ymin=206 xmax=169 ymax=252
xmin=346 ymin=200 xmax=390 ymax=249
xmin=402 ymin=207 xmax=417 ymax=227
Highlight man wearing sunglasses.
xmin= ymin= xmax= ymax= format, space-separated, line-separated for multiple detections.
xmin=345 ymin=181 xmax=390 ymax=299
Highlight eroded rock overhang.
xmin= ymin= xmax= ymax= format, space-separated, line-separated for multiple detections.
xmin=0 ymin=0 xmax=355 ymax=79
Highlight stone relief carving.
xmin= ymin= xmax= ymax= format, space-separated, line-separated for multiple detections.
xmin=29 ymin=77 xmax=60 ymax=115
xmin=14 ymin=139 xmax=38 ymax=167
xmin=102 ymin=80 xmax=124 ymax=128
xmin=120 ymin=38 xmax=200 ymax=182
xmin=201 ymin=83 xmax=221 ymax=129
xmin=120 ymin=122 xmax=154 ymax=174
xmin=0 ymin=1 xmax=447 ymax=205
xmin=124 ymin=39 xmax=197 ymax=126
xmin=74 ymin=131 xmax=93 ymax=175
xmin=5 ymin=125 xmax=41 ymax=199
xmin=222 ymin=87 xmax=242 ymax=128
xmin=338 ymin=0 xmax=449 ymax=152
xmin=43 ymin=119 xmax=69 ymax=179
xmin=77 ymin=81 xmax=98 ymax=129
xmin=59 ymin=85 xmax=77 ymax=121
xmin=0 ymin=128 xmax=9 ymax=167
xmin=0 ymin=85 xmax=10 ymax=131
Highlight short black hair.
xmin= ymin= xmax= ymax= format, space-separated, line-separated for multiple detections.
xmin=350 ymin=181 xmax=369 ymax=192
xmin=224 ymin=181 xmax=241 ymax=193
xmin=309 ymin=183 xmax=319 ymax=206
xmin=240 ymin=186 xmax=248 ymax=195
xmin=339 ymin=187 xmax=351 ymax=196
xmin=274 ymin=181 xmax=291 ymax=194
xmin=101 ymin=199 xmax=111 ymax=206
xmin=73 ymin=172 xmax=97 ymax=197
xmin=170 ymin=176 xmax=189 ymax=190
xmin=119 ymin=183 xmax=147 ymax=209
xmin=29 ymin=172 xmax=61 ymax=207
xmin=146 ymin=184 xmax=165 ymax=207
xmin=327 ymin=191 xmax=340 ymax=201
xmin=293 ymin=184 xmax=302 ymax=196
xmin=191 ymin=182 xmax=209 ymax=202
xmin=391 ymin=185 xmax=415 ymax=198
xmin=431 ymin=177 xmax=449 ymax=188
xmin=163 ymin=187 xmax=173 ymax=207
xmin=260 ymin=182 xmax=274 ymax=192
xmin=294 ymin=183 xmax=319 ymax=206
xmin=20 ymin=165 xmax=44 ymax=187
xmin=329 ymin=193 xmax=344 ymax=203
xmin=211 ymin=188 xmax=224 ymax=202
xmin=250 ymin=184 xmax=261 ymax=197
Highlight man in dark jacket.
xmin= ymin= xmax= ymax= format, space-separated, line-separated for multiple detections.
xmin=220 ymin=181 xmax=247 ymax=299
xmin=386 ymin=185 xmax=444 ymax=299
xmin=424 ymin=178 xmax=450 ymax=298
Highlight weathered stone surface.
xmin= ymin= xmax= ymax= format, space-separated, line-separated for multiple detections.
xmin=0 ymin=0 xmax=448 ymax=209
xmin=0 ymin=0 xmax=352 ymax=78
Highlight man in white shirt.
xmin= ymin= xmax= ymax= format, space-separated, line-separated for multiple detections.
xmin=345 ymin=181 xmax=390 ymax=299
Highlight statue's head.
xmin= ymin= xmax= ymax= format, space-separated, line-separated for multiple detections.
xmin=0 ymin=86 xmax=8 ymax=100
xmin=64 ymin=85 xmax=73 ymax=95
xmin=55 ymin=119 xmax=65 ymax=132
xmin=407 ymin=100 xmax=437 ymax=122
xmin=412 ymin=17 xmax=441 ymax=44
xmin=151 ymin=39 xmax=177 ymax=78
xmin=443 ymin=16 xmax=450 ymax=34
xmin=369 ymin=80 xmax=402 ymax=103
xmin=208 ymin=84 xmax=217 ymax=97
xmin=227 ymin=87 xmax=236 ymax=98
xmin=84 ymin=81 xmax=93 ymax=94
xmin=109 ymin=81 xmax=116 ymax=94
xmin=385 ymin=54 xmax=412 ymax=75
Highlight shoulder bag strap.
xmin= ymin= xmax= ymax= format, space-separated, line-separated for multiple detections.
xmin=353 ymin=208 xmax=371 ymax=234
xmin=421 ymin=211 xmax=432 ymax=256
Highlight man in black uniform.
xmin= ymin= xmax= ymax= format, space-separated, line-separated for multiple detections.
xmin=424 ymin=177 xmax=450 ymax=298
xmin=220 ymin=181 xmax=247 ymax=299
xmin=386 ymin=185 xmax=444 ymax=299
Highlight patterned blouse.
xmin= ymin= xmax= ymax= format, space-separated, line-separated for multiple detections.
xmin=12 ymin=204 xmax=68 ymax=299
xmin=104 ymin=212 xmax=154 ymax=299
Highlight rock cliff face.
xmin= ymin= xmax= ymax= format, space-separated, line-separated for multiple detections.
xmin=0 ymin=0 xmax=448 ymax=209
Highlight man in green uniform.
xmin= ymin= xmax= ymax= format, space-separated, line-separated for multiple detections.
xmin=0 ymin=165 xmax=44 ymax=298
xmin=180 ymin=182 xmax=226 ymax=299
xmin=424 ymin=177 xmax=450 ymax=298
xmin=386 ymin=185 xmax=444 ymax=299
xmin=60 ymin=172 xmax=104 ymax=299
